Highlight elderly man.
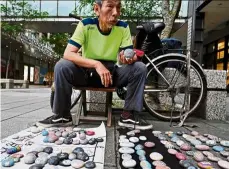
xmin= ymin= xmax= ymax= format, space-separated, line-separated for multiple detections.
xmin=36 ymin=0 xmax=152 ymax=130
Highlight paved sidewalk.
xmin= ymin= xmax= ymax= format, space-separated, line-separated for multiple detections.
xmin=1 ymin=88 xmax=229 ymax=169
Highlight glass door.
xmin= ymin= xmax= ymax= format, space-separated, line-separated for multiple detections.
xmin=23 ymin=65 xmax=28 ymax=81
xmin=30 ymin=67 xmax=34 ymax=83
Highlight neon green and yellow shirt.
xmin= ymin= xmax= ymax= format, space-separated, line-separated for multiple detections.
xmin=68 ymin=17 xmax=133 ymax=62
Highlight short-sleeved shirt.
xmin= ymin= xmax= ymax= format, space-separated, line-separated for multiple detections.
xmin=68 ymin=17 xmax=133 ymax=62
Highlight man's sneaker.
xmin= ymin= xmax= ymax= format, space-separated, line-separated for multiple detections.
xmin=118 ymin=112 xmax=153 ymax=130
xmin=36 ymin=115 xmax=72 ymax=127
xmin=118 ymin=112 xmax=139 ymax=129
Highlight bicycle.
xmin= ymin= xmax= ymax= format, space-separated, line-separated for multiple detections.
xmin=50 ymin=14 xmax=207 ymax=126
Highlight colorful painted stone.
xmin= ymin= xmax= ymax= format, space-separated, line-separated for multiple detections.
xmin=24 ymin=154 xmax=37 ymax=164
xmin=136 ymin=150 xmax=146 ymax=156
xmin=11 ymin=153 xmax=24 ymax=158
xmin=197 ymin=161 xmax=213 ymax=169
xmin=179 ymin=160 xmax=191 ymax=168
xmin=71 ymin=159 xmax=85 ymax=168
xmin=207 ymin=155 xmax=221 ymax=162
xmin=86 ymin=131 xmax=95 ymax=136
xmin=168 ymin=149 xmax=177 ymax=155
xmin=79 ymin=133 xmax=86 ymax=140
xmin=42 ymin=130 xmax=49 ymax=136
xmin=129 ymin=137 xmax=139 ymax=143
xmin=152 ymin=160 xmax=166 ymax=166
xmin=43 ymin=136 xmax=49 ymax=143
xmin=193 ymin=152 xmax=204 ymax=162
xmin=2 ymin=157 xmax=15 ymax=167
xmin=220 ymin=140 xmax=229 ymax=147
xmin=85 ymin=161 xmax=96 ymax=168
xmin=120 ymin=142 xmax=135 ymax=148
xmin=186 ymin=151 xmax=194 ymax=156
xmin=122 ymin=159 xmax=136 ymax=168
xmin=181 ymin=143 xmax=192 ymax=151
xmin=144 ymin=141 xmax=155 ymax=148
xmin=220 ymin=151 xmax=229 ymax=157
xmin=139 ymin=136 xmax=147 ymax=141
xmin=140 ymin=160 xmax=151 ymax=168
xmin=213 ymin=145 xmax=224 ymax=152
xmin=202 ymin=151 xmax=214 ymax=157
xmin=206 ymin=140 xmax=216 ymax=146
xmin=176 ymin=153 xmax=187 ymax=160
xmin=218 ymin=160 xmax=229 ymax=169
xmin=171 ymin=137 xmax=179 ymax=143
xmin=135 ymin=144 xmax=144 ymax=150
xmin=165 ymin=143 xmax=175 ymax=149
xmin=187 ymin=166 xmax=197 ymax=169
xmin=118 ymin=147 xmax=135 ymax=154
xmin=122 ymin=154 xmax=132 ymax=160
xmin=195 ymin=145 xmax=210 ymax=151
xmin=150 ymin=152 xmax=163 ymax=161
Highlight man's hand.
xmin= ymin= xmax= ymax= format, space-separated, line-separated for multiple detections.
xmin=118 ymin=50 xmax=138 ymax=65
xmin=95 ymin=62 xmax=112 ymax=87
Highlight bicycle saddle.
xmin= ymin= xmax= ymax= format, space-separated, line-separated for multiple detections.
xmin=137 ymin=22 xmax=165 ymax=34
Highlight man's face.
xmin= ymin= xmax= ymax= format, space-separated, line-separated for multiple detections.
xmin=95 ymin=0 xmax=121 ymax=30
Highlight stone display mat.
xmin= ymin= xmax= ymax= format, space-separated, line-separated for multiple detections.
xmin=1 ymin=122 xmax=106 ymax=169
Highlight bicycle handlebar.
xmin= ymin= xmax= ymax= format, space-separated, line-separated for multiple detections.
xmin=69 ymin=13 xmax=81 ymax=20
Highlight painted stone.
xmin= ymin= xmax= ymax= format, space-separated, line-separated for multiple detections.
xmin=38 ymin=152 xmax=49 ymax=158
xmin=165 ymin=144 xmax=175 ymax=149
xmin=206 ymin=140 xmax=216 ymax=146
xmin=195 ymin=145 xmax=210 ymax=151
xmin=150 ymin=152 xmax=163 ymax=161
xmin=193 ymin=152 xmax=204 ymax=162
xmin=63 ymin=137 xmax=73 ymax=144
xmin=191 ymin=140 xmax=202 ymax=146
xmin=80 ymin=139 xmax=88 ymax=145
xmin=207 ymin=155 xmax=221 ymax=162
xmin=139 ymin=136 xmax=147 ymax=141
xmin=88 ymin=138 xmax=96 ymax=145
xmin=11 ymin=153 xmax=24 ymax=158
xmin=119 ymin=147 xmax=135 ymax=154
xmin=181 ymin=143 xmax=192 ymax=151
xmin=156 ymin=166 xmax=171 ymax=169
xmin=136 ymin=150 xmax=146 ymax=156
xmin=176 ymin=131 xmax=183 ymax=136
xmin=86 ymin=131 xmax=95 ymax=136
xmin=27 ymin=151 xmax=38 ymax=157
xmin=220 ymin=140 xmax=229 ymax=147
xmin=35 ymin=157 xmax=48 ymax=165
xmin=2 ymin=157 xmax=15 ymax=167
xmin=140 ymin=160 xmax=151 ymax=168
xmin=133 ymin=129 xmax=140 ymax=134
xmin=153 ymin=131 xmax=162 ymax=134
xmin=127 ymin=131 xmax=135 ymax=136
xmin=71 ymin=159 xmax=85 ymax=168
xmin=199 ymin=137 xmax=208 ymax=142
xmin=73 ymin=139 xmax=80 ymax=145
xmin=122 ymin=154 xmax=132 ymax=160
xmin=171 ymin=137 xmax=179 ymax=143
xmin=144 ymin=141 xmax=155 ymax=148
xmin=43 ymin=137 xmax=49 ymax=143
xmin=85 ymin=161 xmax=96 ymax=168
xmin=186 ymin=151 xmax=194 ymax=156
xmin=76 ymin=152 xmax=89 ymax=161
xmin=165 ymin=131 xmax=173 ymax=135
xmin=62 ymin=131 xmax=69 ymax=138
xmin=139 ymin=155 xmax=146 ymax=161
xmin=55 ymin=131 xmax=62 ymax=137
xmin=42 ymin=130 xmax=49 ymax=136
xmin=187 ymin=166 xmax=197 ymax=169
xmin=12 ymin=157 xmax=20 ymax=163
xmin=218 ymin=160 xmax=229 ymax=169
xmin=129 ymin=137 xmax=139 ymax=143
xmin=72 ymin=147 xmax=84 ymax=154
xmin=43 ymin=147 xmax=53 ymax=154
xmin=191 ymin=131 xmax=199 ymax=136
xmin=55 ymin=140 xmax=63 ymax=145
xmin=168 ymin=133 xmax=176 ymax=138
xmin=69 ymin=153 xmax=77 ymax=160
xmin=120 ymin=142 xmax=135 ymax=148
xmin=48 ymin=156 xmax=60 ymax=165
xmin=68 ymin=132 xmax=77 ymax=139
xmin=57 ymin=153 xmax=69 ymax=160
xmin=119 ymin=135 xmax=126 ymax=139
xmin=179 ymin=160 xmax=191 ymax=168
xmin=24 ymin=154 xmax=37 ymax=164
xmin=59 ymin=160 xmax=71 ymax=166
xmin=96 ymin=137 xmax=104 ymax=142
xmin=158 ymin=136 xmax=167 ymax=140
xmin=197 ymin=161 xmax=213 ymax=169
xmin=220 ymin=151 xmax=229 ymax=157
xmin=31 ymin=127 xmax=40 ymax=133
xmin=176 ymin=140 xmax=185 ymax=147
xmin=12 ymin=135 xmax=19 ymax=139
xmin=202 ymin=151 xmax=214 ymax=157
xmin=152 ymin=160 xmax=166 ymax=166
xmin=213 ymin=145 xmax=224 ymax=152
xmin=119 ymin=138 xmax=129 ymax=143
xmin=29 ymin=164 xmax=44 ymax=169
xmin=168 ymin=149 xmax=177 ymax=155
xmin=208 ymin=135 xmax=221 ymax=142
xmin=176 ymin=153 xmax=187 ymax=160
xmin=122 ymin=159 xmax=136 ymax=168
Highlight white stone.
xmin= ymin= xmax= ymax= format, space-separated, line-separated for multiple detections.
xmin=119 ymin=135 xmax=127 ymax=139
xmin=120 ymin=142 xmax=135 ymax=148
xmin=119 ymin=147 xmax=135 ymax=154
xmin=129 ymin=137 xmax=139 ymax=143
xmin=150 ymin=152 xmax=163 ymax=161
xmin=122 ymin=159 xmax=136 ymax=168
xmin=119 ymin=138 xmax=129 ymax=143
xmin=122 ymin=154 xmax=132 ymax=160
xmin=139 ymin=136 xmax=147 ymax=141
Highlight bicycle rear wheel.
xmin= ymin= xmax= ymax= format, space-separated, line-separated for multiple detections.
xmin=143 ymin=54 xmax=207 ymax=121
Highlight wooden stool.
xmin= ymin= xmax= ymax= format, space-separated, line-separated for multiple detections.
xmin=73 ymin=87 xmax=115 ymax=127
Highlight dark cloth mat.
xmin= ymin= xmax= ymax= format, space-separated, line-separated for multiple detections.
xmin=118 ymin=128 xmax=183 ymax=169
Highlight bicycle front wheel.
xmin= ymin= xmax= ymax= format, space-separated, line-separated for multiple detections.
xmin=143 ymin=54 xmax=207 ymax=121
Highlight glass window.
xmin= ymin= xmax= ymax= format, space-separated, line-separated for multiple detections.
xmin=27 ymin=0 xmax=40 ymax=11
xmin=0 ymin=0 xmax=6 ymax=16
xmin=58 ymin=1 xmax=76 ymax=16
xmin=217 ymin=51 xmax=224 ymax=59
xmin=207 ymin=43 xmax=215 ymax=53
xmin=217 ymin=38 xmax=225 ymax=50
xmin=41 ymin=1 xmax=57 ymax=16
xmin=216 ymin=63 xmax=224 ymax=70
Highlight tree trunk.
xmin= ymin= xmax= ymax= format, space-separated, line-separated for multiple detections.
xmin=161 ymin=0 xmax=181 ymax=39
xmin=6 ymin=42 xmax=12 ymax=79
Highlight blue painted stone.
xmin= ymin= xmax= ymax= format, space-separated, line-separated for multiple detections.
xmin=139 ymin=155 xmax=146 ymax=161
xmin=187 ymin=166 xmax=197 ymax=169
xmin=43 ymin=136 xmax=49 ymax=143
xmin=136 ymin=150 xmax=146 ymax=156
xmin=42 ymin=130 xmax=49 ymax=136
xmin=72 ymin=147 xmax=84 ymax=154
xmin=2 ymin=157 xmax=15 ymax=167
xmin=213 ymin=146 xmax=224 ymax=152
xmin=171 ymin=137 xmax=179 ymax=143
xmin=135 ymin=144 xmax=144 ymax=150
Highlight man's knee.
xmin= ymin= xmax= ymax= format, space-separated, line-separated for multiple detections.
xmin=54 ymin=59 xmax=74 ymax=74
xmin=133 ymin=62 xmax=147 ymax=75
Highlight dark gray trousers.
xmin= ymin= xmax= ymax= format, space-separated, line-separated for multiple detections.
xmin=53 ymin=58 xmax=147 ymax=117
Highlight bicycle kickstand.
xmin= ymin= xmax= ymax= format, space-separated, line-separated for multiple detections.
xmin=172 ymin=113 xmax=198 ymax=128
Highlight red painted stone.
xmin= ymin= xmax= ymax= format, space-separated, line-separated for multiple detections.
xmin=176 ymin=153 xmax=186 ymax=160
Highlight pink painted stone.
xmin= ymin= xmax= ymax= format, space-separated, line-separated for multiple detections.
xmin=86 ymin=131 xmax=95 ymax=136
xmin=194 ymin=152 xmax=204 ymax=162
xmin=198 ymin=161 xmax=213 ymax=169
xmin=175 ymin=153 xmax=186 ymax=160
xmin=180 ymin=143 xmax=191 ymax=151
xmin=191 ymin=131 xmax=199 ymax=136
xmin=218 ymin=160 xmax=229 ymax=169
xmin=11 ymin=153 xmax=24 ymax=158
xmin=168 ymin=149 xmax=177 ymax=155
xmin=144 ymin=142 xmax=155 ymax=148
xmin=195 ymin=145 xmax=210 ymax=151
